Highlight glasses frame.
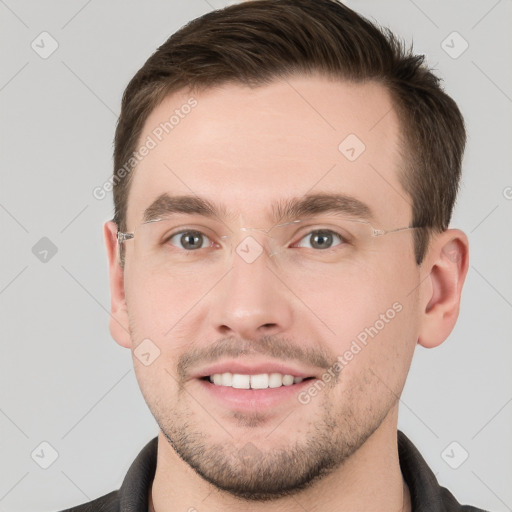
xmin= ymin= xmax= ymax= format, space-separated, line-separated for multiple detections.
xmin=117 ymin=217 xmax=421 ymax=246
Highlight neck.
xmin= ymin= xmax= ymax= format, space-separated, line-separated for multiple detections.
xmin=149 ymin=412 xmax=410 ymax=512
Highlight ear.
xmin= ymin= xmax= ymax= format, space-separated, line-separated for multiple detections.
xmin=104 ymin=220 xmax=132 ymax=349
xmin=417 ymin=229 xmax=469 ymax=349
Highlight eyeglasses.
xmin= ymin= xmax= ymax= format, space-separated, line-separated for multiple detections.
xmin=117 ymin=215 xmax=420 ymax=277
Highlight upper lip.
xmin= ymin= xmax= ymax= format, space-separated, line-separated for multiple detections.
xmin=192 ymin=359 xmax=319 ymax=380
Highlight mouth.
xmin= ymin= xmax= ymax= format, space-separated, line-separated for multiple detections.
xmin=200 ymin=372 xmax=316 ymax=390
xmin=192 ymin=360 xmax=322 ymax=412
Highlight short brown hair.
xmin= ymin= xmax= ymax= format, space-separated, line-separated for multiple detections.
xmin=113 ymin=0 xmax=466 ymax=265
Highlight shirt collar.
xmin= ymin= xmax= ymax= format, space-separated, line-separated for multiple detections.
xmin=119 ymin=436 xmax=157 ymax=512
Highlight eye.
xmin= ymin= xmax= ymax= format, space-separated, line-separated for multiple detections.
xmin=294 ymin=229 xmax=345 ymax=250
xmin=167 ymin=230 xmax=213 ymax=251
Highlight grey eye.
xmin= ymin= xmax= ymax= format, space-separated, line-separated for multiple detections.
xmin=169 ymin=230 xmax=211 ymax=250
xmin=295 ymin=230 xmax=343 ymax=250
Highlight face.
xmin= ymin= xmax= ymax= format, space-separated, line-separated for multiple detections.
xmin=114 ymin=75 xmax=423 ymax=500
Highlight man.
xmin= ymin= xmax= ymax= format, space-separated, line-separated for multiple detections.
xmin=59 ymin=0 xmax=487 ymax=510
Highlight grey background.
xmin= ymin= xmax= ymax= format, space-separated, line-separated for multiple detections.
xmin=0 ymin=1 xmax=511 ymax=511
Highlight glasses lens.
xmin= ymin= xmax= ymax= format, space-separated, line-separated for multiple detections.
xmin=127 ymin=216 xmax=380 ymax=277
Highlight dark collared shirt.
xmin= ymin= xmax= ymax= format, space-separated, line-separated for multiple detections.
xmin=57 ymin=431 xmax=489 ymax=511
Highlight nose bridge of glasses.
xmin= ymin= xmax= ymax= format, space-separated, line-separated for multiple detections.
xmin=221 ymin=226 xmax=277 ymax=258
xmin=221 ymin=219 xmax=303 ymax=259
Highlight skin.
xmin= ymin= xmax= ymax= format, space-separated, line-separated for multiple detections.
xmin=104 ymin=74 xmax=469 ymax=512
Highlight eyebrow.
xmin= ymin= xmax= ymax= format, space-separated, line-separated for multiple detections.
xmin=143 ymin=192 xmax=374 ymax=224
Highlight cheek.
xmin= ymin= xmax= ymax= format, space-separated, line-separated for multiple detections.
xmin=303 ymin=258 xmax=418 ymax=370
xmin=335 ymin=293 xmax=418 ymax=401
xmin=124 ymin=265 xmax=201 ymax=338
xmin=131 ymin=354 xmax=178 ymax=426
xmin=292 ymin=262 xmax=391 ymax=340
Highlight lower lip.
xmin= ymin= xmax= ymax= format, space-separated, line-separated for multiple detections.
xmin=196 ymin=378 xmax=316 ymax=412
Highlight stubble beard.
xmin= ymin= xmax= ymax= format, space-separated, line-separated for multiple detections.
xmin=151 ymin=383 xmax=394 ymax=501
xmin=128 ymin=318 xmax=397 ymax=501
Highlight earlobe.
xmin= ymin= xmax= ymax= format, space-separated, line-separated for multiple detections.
xmin=417 ymin=229 xmax=469 ymax=349
xmin=104 ymin=220 xmax=132 ymax=349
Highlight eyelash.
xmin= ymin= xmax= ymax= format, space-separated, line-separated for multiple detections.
xmin=163 ymin=228 xmax=347 ymax=251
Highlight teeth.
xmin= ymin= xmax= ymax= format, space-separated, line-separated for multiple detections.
xmin=282 ymin=374 xmax=294 ymax=386
xmin=221 ymin=373 xmax=232 ymax=386
xmin=269 ymin=372 xmax=283 ymax=388
xmin=232 ymin=374 xmax=250 ymax=389
xmin=208 ymin=372 xmax=305 ymax=389
xmin=250 ymin=374 xmax=269 ymax=389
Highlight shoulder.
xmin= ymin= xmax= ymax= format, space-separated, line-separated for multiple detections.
xmin=439 ymin=485 xmax=491 ymax=512
xmin=398 ymin=431 xmax=492 ymax=512
xmin=55 ymin=490 xmax=119 ymax=512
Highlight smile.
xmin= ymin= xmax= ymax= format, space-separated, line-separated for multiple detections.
xmin=205 ymin=372 xmax=313 ymax=389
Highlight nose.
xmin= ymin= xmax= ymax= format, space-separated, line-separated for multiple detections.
xmin=209 ymin=238 xmax=294 ymax=340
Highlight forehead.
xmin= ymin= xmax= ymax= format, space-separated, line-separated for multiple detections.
xmin=126 ymin=75 xmax=411 ymax=229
